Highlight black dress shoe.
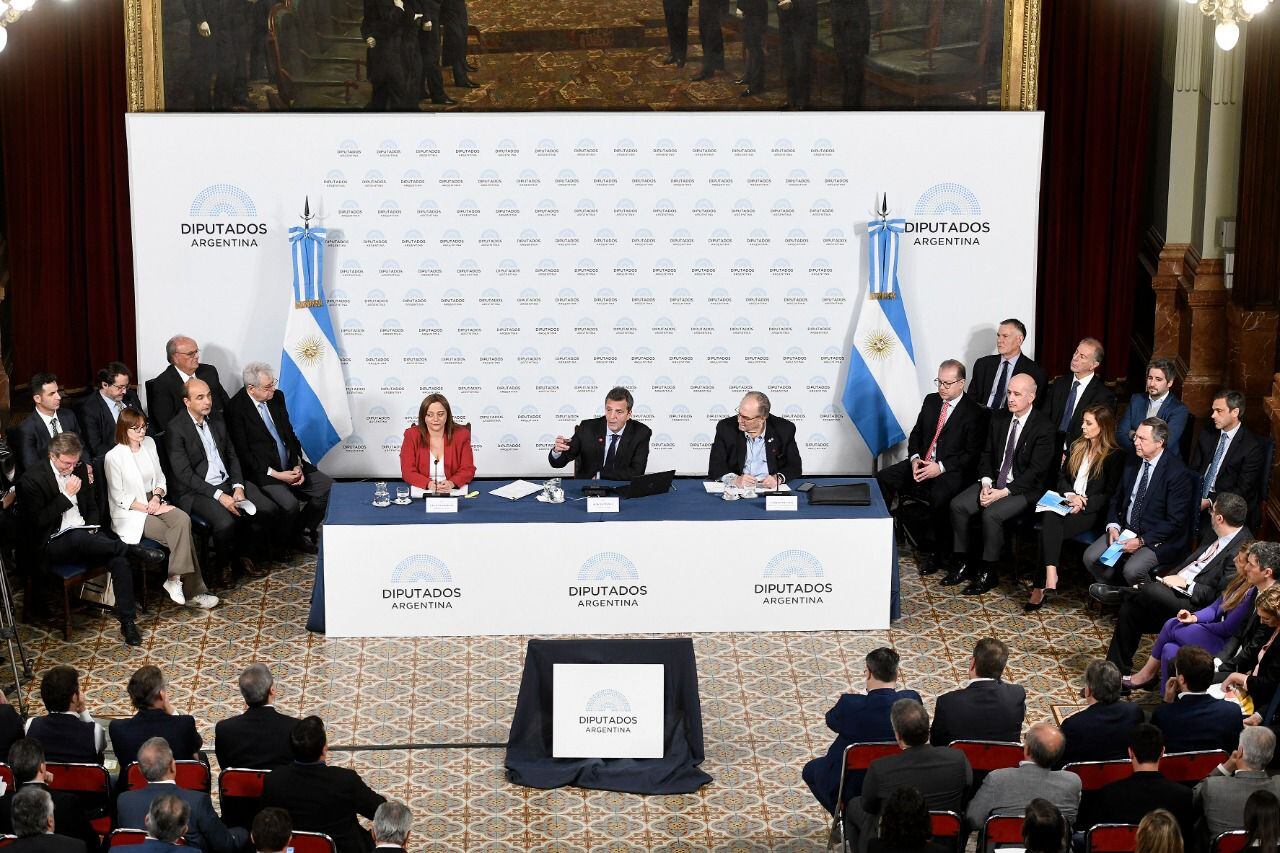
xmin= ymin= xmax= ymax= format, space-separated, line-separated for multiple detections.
xmin=1023 ymin=588 xmax=1053 ymax=612
xmin=127 ymin=545 xmax=166 ymax=565
xmin=963 ymin=571 xmax=998 ymax=595
xmin=940 ymin=564 xmax=972 ymax=587
xmin=120 ymin=620 xmax=143 ymax=647
xmin=691 ymin=68 xmax=717 ymax=81
xmin=1088 ymin=582 xmax=1127 ymax=606
xmin=430 ymin=95 xmax=456 ymax=104
xmin=919 ymin=554 xmax=947 ymax=577
xmin=240 ymin=557 xmax=270 ymax=578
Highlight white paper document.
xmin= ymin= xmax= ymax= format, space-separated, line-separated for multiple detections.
xmin=489 ymin=480 xmax=544 ymax=501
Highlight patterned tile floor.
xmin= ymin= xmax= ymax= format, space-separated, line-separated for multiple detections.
xmin=6 ymin=549 xmax=1149 ymax=850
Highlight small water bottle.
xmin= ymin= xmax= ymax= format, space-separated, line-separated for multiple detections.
xmin=720 ymin=473 xmax=740 ymax=501
xmin=372 ymin=481 xmax=391 ymax=507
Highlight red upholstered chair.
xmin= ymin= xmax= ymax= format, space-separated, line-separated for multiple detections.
xmin=1086 ymin=823 xmax=1140 ymax=853
xmin=929 ymin=811 xmax=963 ymax=852
xmin=218 ymin=768 xmax=271 ymax=830
xmin=1213 ymin=830 xmax=1249 ymax=853
xmin=0 ymin=837 xmax=16 ymax=848
xmin=0 ymin=764 xmax=13 ymax=791
xmin=288 ymin=832 xmax=338 ymax=853
xmin=1063 ymin=759 xmax=1133 ymax=791
xmin=948 ymin=740 xmax=1025 ymax=772
xmin=982 ymin=814 xmax=1025 ymax=849
xmin=127 ymin=760 xmax=210 ymax=791
xmin=45 ymin=762 xmax=112 ymax=836
xmin=1160 ymin=750 xmax=1228 ymax=783
xmin=829 ymin=742 xmax=904 ymax=852
xmin=108 ymin=830 xmax=148 ymax=848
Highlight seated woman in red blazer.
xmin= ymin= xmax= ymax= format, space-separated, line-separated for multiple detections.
xmin=399 ymin=393 xmax=476 ymax=492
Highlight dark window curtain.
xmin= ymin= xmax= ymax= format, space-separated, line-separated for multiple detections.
xmin=1235 ymin=5 xmax=1280 ymax=313
xmin=0 ymin=0 xmax=135 ymax=395
xmin=1036 ymin=0 xmax=1161 ymax=380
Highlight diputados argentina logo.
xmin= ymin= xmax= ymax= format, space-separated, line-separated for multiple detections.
xmin=570 ymin=552 xmax=646 ymax=608
xmin=183 ymin=185 xmax=269 ymax=248
xmin=579 ymin=689 xmax=636 ymax=734
xmin=383 ymin=554 xmax=461 ymax=610
xmin=905 ymin=183 xmax=990 ymax=246
xmin=755 ymin=550 xmax=832 ymax=605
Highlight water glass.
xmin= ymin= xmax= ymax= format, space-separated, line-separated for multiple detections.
xmin=395 ymin=484 xmax=411 ymax=504
xmin=373 ymin=481 xmax=390 ymax=507
xmin=722 ymin=484 xmax=740 ymax=501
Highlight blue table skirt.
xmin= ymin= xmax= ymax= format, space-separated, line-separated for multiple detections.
xmin=307 ymin=477 xmax=901 ymax=632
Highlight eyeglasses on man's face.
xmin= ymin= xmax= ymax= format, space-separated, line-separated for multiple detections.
xmin=934 ymin=378 xmax=963 ymax=389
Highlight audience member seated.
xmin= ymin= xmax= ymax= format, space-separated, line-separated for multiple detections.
xmin=707 ymin=391 xmax=803 ymax=489
xmin=106 ymin=409 xmax=217 ymax=609
xmin=1094 ymin=493 xmax=1250 ymax=676
xmin=548 ymin=387 xmax=651 ymax=481
xmin=1084 ymin=418 xmax=1193 ymax=587
xmin=261 ymin=715 xmax=387 ymax=853
xmin=108 ymin=665 xmax=203 ymax=774
xmin=6 ymin=786 xmax=85 ymax=853
xmin=1077 ymin=724 xmax=1195 ymax=843
xmin=1219 ymin=543 xmax=1280 ymax=680
xmin=215 ymin=663 xmax=303 ymax=770
xmin=25 ymin=666 xmax=105 ymax=764
xmin=1059 ymin=661 xmax=1143 ymax=765
xmin=0 ymin=694 xmax=26 ymax=761
xmin=965 ymin=722 xmax=1080 ymax=832
xmin=967 ymin=318 xmax=1047 ymax=408
xmin=370 ymin=801 xmax=412 ymax=853
xmin=1117 ymin=358 xmax=1189 ymax=458
xmin=251 ymin=808 xmax=292 ymax=853
xmin=1043 ymin=338 xmax=1117 ymax=452
xmin=1136 ymin=809 xmax=1184 ymax=853
xmin=1192 ymin=390 xmax=1266 ymax=520
xmin=930 ymin=638 xmax=1026 ymax=747
xmin=1021 ymin=798 xmax=1068 ymax=853
xmin=802 ymin=647 xmax=923 ymax=814
xmin=1027 ymin=404 xmax=1124 ymax=610
xmin=1123 ymin=537 xmax=1260 ymax=692
xmin=226 ymin=362 xmax=333 ymax=553
xmin=77 ymin=362 xmax=144 ymax=463
xmin=398 ymin=393 xmax=476 ymax=494
xmin=944 ymin=374 xmax=1054 ymax=595
xmin=117 ymin=737 xmax=247 ymax=853
xmin=1152 ymin=646 xmax=1244 ymax=753
xmin=166 ymin=378 xmax=278 ymax=588
xmin=146 ymin=335 xmax=231 ymax=434
xmin=844 ymin=699 xmax=972 ymax=853
xmin=0 ymin=737 xmax=98 ymax=852
xmin=874 ymin=360 xmax=983 ymax=574
xmin=1194 ymin=726 xmax=1280 ymax=841
xmin=1222 ymin=585 xmax=1280 ymax=725
xmin=14 ymin=374 xmax=84 ymax=475
xmin=1243 ymin=790 xmax=1280 ymax=852
xmin=866 ymin=787 xmax=949 ymax=853
xmin=139 ymin=794 xmax=191 ymax=853
xmin=17 ymin=432 xmax=160 ymax=645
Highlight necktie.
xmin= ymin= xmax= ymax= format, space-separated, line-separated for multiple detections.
xmin=1202 ymin=433 xmax=1229 ymax=499
xmin=114 ymin=401 xmax=123 ymax=419
xmin=925 ymin=401 xmax=948 ymax=463
xmin=1058 ymin=380 xmax=1080 ymax=432
xmin=48 ymin=417 xmax=60 ymax=437
xmin=258 ymin=402 xmax=288 ymax=469
xmin=1191 ymin=539 xmax=1220 ymax=573
xmin=990 ymin=361 xmax=1010 ymax=409
xmin=1129 ymin=461 xmax=1151 ymax=533
xmin=995 ymin=418 xmax=1019 ymax=489
xmin=603 ymin=432 xmax=618 ymax=476
xmin=199 ymin=421 xmax=227 ymax=482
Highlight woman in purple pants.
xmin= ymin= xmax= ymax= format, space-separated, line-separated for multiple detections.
xmin=1122 ymin=539 xmax=1257 ymax=691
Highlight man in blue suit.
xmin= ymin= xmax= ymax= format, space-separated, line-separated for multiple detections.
xmin=1059 ymin=661 xmax=1144 ymax=765
xmin=12 ymin=373 xmax=86 ymax=476
xmin=117 ymin=738 xmax=247 ymax=853
xmin=802 ymin=647 xmax=922 ymax=814
xmin=1116 ymin=359 xmax=1189 ymax=457
xmin=1151 ymin=646 xmax=1243 ymax=753
xmin=1084 ymin=417 xmax=1193 ymax=586
xmin=138 ymin=794 xmax=190 ymax=853
xmin=108 ymin=665 xmax=203 ymax=777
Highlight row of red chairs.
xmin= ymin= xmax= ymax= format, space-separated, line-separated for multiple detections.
xmin=106 ymin=829 xmax=336 ymax=853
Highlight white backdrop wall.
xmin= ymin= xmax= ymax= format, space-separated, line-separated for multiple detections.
xmin=126 ymin=113 xmax=1044 ymax=478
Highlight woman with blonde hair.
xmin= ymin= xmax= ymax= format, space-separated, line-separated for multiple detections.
xmin=1135 ymin=809 xmax=1182 ymax=853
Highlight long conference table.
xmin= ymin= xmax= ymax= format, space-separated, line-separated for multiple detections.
xmin=307 ymin=477 xmax=899 ymax=637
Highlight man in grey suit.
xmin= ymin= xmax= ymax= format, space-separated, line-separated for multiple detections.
xmin=965 ymin=722 xmax=1081 ymax=834
xmin=1194 ymin=726 xmax=1280 ymax=840
xmin=845 ymin=698 xmax=972 ymax=853
xmin=117 ymin=738 xmax=247 ymax=853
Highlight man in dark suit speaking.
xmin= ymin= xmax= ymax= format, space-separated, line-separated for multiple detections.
xmin=548 ymin=387 xmax=651 ymax=480
xmin=707 ymin=391 xmax=801 ymax=488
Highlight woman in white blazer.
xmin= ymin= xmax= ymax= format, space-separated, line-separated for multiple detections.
xmin=105 ymin=409 xmax=217 ymax=609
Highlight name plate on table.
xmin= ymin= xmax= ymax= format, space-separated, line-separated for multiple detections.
xmin=552 ymin=663 xmax=664 ymax=758
xmin=425 ymin=497 xmax=458 ymax=514
xmin=766 ymin=495 xmax=798 ymax=511
xmin=587 ymin=496 xmax=620 ymax=513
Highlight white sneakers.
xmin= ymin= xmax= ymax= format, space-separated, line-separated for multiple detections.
xmin=186 ymin=593 xmax=219 ymax=609
xmin=162 ymin=577 xmax=185 ymax=605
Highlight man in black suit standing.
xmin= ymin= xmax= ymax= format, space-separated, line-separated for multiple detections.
xmin=215 ymin=663 xmax=302 ymax=770
xmin=16 ymin=433 xmax=159 ymax=645
xmin=689 ymin=0 xmax=724 ymax=80
xmin=1045 ymin=338 xmax=1117 ymax=453
xmin=166 ymin=378 xmax=277 ymax=587
xmin=735 ymin=0 xmax=767 ymax=97
xmin=227 ymin=362 xmax=332 ymax=555
xmin=967 ymin=318 xmax=1046 ymax=408
xmin=707 ymin=391 xmax=801 ymax=488
xmin=117 ymin=738 xmax=247 ymax=853
xmin=830 ymin=0 xmax=870 ymax=107
xmin=146 ymin=335 xmax=232 ymax=438
xmin=549 ymin=387 xmax=652 ymax=481
xmin=370 ymin=802 xmax=412 ymax=853
xmin=0 ymin=738 xmax=98 ymax=853
xmin=661 ymin=0 xmax=690 ymax=67
xmin=108 ymin=664 xmax=203 ymax=773
xmin=1094 ymin=493 xmax=1250 ymax=674
xmin=1192 ymin=390 xmax=1266 ymax=523
xmin=261 ymin=716 xmax=386 ymax=853
xmin=1084 ymin=417 xmax=1193 ymax=586
xmin=76 ymin=362 xmax=145 ymax=463
xmin=14 ymin=374 xmax=85 ymax=476
xmin=439 ymin=0 xmax=475 ymax=87
xmin=930 ymin=637 xmax=1026 ymax=747
xmin=776 ymin=0 xmax=817 ymax=109
xmin=6 ymin=786 xmax=85 ymax=853
xmin=876 ymin=359 xmax=984 ymax=574
xmin=1059 ymin=661 xmax=1143 ymax=765
xmin=945 ymin=373 xmax=1055 ymax=594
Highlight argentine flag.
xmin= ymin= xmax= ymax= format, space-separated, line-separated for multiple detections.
xmin=280 ymin=223 xmax=351 ymax=462
xmin=841 ymin=217 xmax=920 ymax=458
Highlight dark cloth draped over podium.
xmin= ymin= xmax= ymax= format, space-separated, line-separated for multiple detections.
xmin=505 ymin=638 xmax=713 ymax=795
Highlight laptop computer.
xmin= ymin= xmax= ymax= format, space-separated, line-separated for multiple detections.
xmin=582 ymin=469 xmax=676 ymax=500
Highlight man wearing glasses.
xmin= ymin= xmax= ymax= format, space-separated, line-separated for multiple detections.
xmin=77 ymin=361 xmax=146 ymax=462
xmin=707 ymin=391 xmax=802 ymax=489
xmin=875 ymin=360 xmax=985 ymax=576
xmin=145 ymin=335 xmax=232 ymax=437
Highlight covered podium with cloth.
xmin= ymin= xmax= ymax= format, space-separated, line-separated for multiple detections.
xmin=505 ymin=638 xmax=713 ymax=795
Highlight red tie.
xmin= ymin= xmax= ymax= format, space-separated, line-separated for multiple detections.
xmin=925 ymin=402 xmax=949 ymax=462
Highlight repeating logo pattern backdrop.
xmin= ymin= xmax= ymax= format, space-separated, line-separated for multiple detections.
xmin=127 ymin=113 xmax=1045 ymax=478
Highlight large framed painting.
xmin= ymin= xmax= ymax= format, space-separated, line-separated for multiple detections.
xmin=124 ymin=0 xmax=1039 ymax=112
